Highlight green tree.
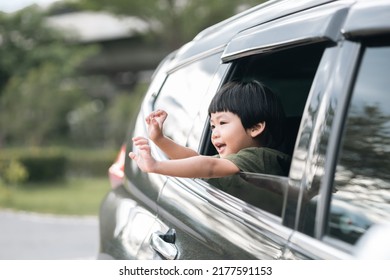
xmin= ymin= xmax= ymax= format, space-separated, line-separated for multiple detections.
xmin=70 ymin=0 xmax=267 ymax=146
xmin=0 ymin=6 xmax=98 ymax=146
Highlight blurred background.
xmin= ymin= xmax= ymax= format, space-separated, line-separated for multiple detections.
xmin=0 ymin=0 xmax=265 ymax=259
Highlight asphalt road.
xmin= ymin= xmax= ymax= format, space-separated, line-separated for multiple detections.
xmin=0 ymin=210 xmax=99 ymax=260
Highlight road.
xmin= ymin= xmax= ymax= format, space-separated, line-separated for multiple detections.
xmin=0 ymin=210 xmax=99 ymax=260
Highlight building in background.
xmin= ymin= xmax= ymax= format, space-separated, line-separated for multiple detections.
xmin=47 ymin=10 xmax=170 ymax=90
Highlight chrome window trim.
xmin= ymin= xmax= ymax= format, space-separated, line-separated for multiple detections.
xmin=166 ymin=45 xmax=226 ymax=74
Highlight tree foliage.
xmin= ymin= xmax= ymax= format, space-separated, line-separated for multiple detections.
xmin=0 ymin=6 xmax=87 ymax=90
xmin=0 ymin=6 xmax=98 ymax=146
xmin=0 ymin=1 xmax=268 ymax=147
xmin=77 ymin=0 xmax=265 ymax=49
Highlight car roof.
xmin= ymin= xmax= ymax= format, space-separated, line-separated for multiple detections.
xmin=172 ymin=0 xmax=339 ymax=63
xmin=170 ymin=0 xmax=387 ymax=69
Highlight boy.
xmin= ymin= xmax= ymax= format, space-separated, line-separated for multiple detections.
xmin=129 ymin=80 xmax=291 ymax=179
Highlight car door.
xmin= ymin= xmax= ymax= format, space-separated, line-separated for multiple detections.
xmin=154 ymin=2 xmax=349 ymax=259
xmin=99 ymin=52 xmax=177 ymax=260
xmin=286 ymin=0 xmax=390 ymax=259
xmin=131 ymin=51 xmax=224 ymax=259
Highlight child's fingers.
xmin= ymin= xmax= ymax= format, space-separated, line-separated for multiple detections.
xmin=146 ymin=110 xmax=162 ymax=122
xmin=156 ymin=110 xmax=168 ymax=121
xmin=129 ymin=152 xmax=137 ymax=160
xmin=146 ymin=110 xmax=167 ymax=124
xmin=151 ymin=118 xmax=159 ymax=126
xmin=130 ymin=136 xmax=151 ymax=153
xmin=132 ymin=136 xmax=149 ymax=145
xmin=129 ymin=142 xmax=150 ymax=155
xmin=145 ymin=111 xmax=154 ymax=123
xmin=138 ymin=144 xmax=151 ymax=153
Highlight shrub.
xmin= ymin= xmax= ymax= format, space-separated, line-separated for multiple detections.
xmin=0 ymin=147 xmax=117 ymax=183
xmin=0 ymin=159 xmax=29 ymax=185
xmin=20 ymin=154 xmax=67 ymax=182
xmin=0 ymin=148 xmax=67 ymax=182
xmin=66 ymin=149 xmax=117 ymax=177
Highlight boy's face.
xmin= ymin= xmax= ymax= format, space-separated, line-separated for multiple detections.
xmin=210 ymin=111 xmax=260 ymax=158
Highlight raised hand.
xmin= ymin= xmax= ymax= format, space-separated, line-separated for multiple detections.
xmin=129 ymin=136 xmax=158 ymax=173
xmin=145 ymin=109 xmax=168 ymax=142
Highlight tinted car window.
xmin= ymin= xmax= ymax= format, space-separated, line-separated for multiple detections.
xmin=328 ymin=43 xmax=390 ymax=245
xmin=153 ymin=54 xmax=221 ymax=147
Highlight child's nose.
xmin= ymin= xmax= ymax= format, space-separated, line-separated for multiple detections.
xmin=211 ymin=128 xmax=220 ymax=138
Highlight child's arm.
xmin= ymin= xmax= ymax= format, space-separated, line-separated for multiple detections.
xmin=129 ymin=136 xmax=239 ymax=178
xmin=146 ymin=110 xmax=198 ymax=159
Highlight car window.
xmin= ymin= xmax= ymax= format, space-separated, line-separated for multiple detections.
xmin=234 ymin=43 xmax=327 ymax=156
xmin=204 ymin=43 xmax=326 ymax=216
xmin=327 ymin=42 xmax=390 ymax=245
xmin=153 ymin=54 xmax=221 ymax=147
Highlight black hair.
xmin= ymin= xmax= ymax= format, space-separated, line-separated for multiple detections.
xmin=208 ymin=80 xmax=285 ymax=148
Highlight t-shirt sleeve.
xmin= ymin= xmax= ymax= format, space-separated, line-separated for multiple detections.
xmin=225 ymin=147 xmax=291 ymax=176
xmin=225 ymin=148 xmax=266 ymax=173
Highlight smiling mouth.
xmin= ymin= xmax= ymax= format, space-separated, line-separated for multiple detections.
xmin=214 ymin=143 xmax=226 ymax=154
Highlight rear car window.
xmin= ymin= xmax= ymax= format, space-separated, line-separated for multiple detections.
xmin=328 ymin=42 xmax=390 ymax=245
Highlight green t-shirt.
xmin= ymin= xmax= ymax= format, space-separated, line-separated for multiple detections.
xmin=205 ymin=147 xmax=291 ymax=215
xmin=224 ymin=147 xmax=291 ymax=176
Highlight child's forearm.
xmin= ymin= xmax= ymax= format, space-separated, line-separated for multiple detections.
xmin=152 ymin=156 xmax=239 ymax=178
xmin=153 ymin=136 xmax=199 ymax=159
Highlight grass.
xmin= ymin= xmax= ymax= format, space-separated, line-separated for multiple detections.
xmin=0 ymin=176 xmax=110 ymax=216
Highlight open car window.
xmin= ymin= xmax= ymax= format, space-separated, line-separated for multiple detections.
xmin=201 ymin=43 xmax=327 ymax=216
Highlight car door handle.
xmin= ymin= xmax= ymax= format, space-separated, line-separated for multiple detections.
xmin=150 ymin=228 xmax=178 ymax=260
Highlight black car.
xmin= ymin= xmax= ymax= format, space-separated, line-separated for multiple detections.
xmin=99 ymin=0 xmax=390 ymax=259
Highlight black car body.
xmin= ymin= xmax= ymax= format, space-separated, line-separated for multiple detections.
xmin=99 ymin=0 xmax=390 ymax=259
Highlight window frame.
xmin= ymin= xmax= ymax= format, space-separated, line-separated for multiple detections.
xmin=196 ymin=41 xmax=329 ymax=219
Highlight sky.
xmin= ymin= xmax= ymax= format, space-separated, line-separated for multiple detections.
xmin=0 ymin=0 xmax=59 ymax=13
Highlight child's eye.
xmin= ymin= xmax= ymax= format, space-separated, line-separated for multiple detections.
xmin=210 ymin=124 xmax=215 ymax=130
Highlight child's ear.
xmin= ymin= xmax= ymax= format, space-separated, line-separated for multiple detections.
xmin=250 ymin=122 xmax=266 ymax=138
